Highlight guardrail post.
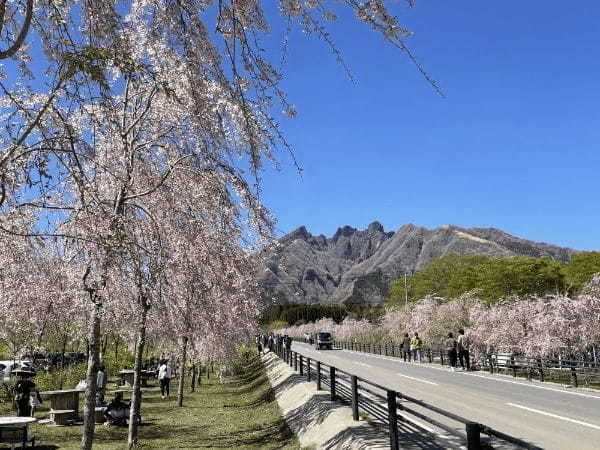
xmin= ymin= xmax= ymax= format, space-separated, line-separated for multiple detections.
xmin=307 ymin=358 xmax=311 ymax=381
xmin=330 ymin=367 xmax=336 ymax=401
xmin=351 ymin=376 xmax=359 ymax=421
xmin=316 ymin=362 xmax=321 ymax=390
xmin=466 ymin=422 xmax=481 ymax=450
xmin=294 ymin=352 xmax=298 ymax=371
xmin=571 ymin=367 xmax=578 ymax=387
xmin=387 ymin=390 xmax=399 ymax=450
xmin=299 ymin=355 xmax=304 ymax=376
xmin=397 ymin=393 xmax=404 ymax=422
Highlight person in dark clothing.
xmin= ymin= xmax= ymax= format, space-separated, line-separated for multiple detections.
xmin=401 ymin=333 xmax=411 ymax=362
xmin=445 ymin=332 xmax=458 ymax=372
xmin=13 ymin=370 xmax=37 ymax=417
xmin=285 ymin=335 xmax=292 ymax=358
xmin=104 ymin=392 xmax=130 ymax=426
xmin=457 ymin=329 xmax=470 ymax=370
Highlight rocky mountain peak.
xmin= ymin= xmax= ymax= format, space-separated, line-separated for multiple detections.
xmin=260 ymin=222 xmax=577 ymax=306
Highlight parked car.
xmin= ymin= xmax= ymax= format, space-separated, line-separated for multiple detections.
xmin=314 ymin=332 xmax=333 ymax=350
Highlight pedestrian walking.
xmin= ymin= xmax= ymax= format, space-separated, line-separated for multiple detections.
xmin=401 ymin=333 xmax=411 ymax=362
xmin=285 ymin=335 xmax=292 ymax=358
xmin=457 ymin=329 xmax=470 ymax=370
xmin=97 ymin=365 xmax=107 ymax=405
xmin=446 ymin=332 xmax=458 ymax=371
xmin=158 ymin=360 xmax=172 ymax=399
xmin=255 ymin=335 xmax=263 ymax=354
xmin=410 ymin=332 xmax=423 ymax=363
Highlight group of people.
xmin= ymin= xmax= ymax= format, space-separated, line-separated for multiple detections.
xmin=399 ymin=332 xmax=425 ymax=363
xmin=256 ymin=334 xmax=292 ymax=355
xmin=444 ymin=329 xmax=470 ymax=371
xmin=398 ymin=329 xmax=469 ymax=370
xmin=11 ymin=368 xmax=43 ymax=417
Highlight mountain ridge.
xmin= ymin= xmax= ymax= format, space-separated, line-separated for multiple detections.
xmin=259 ymin=222 xmax=578 ymax=306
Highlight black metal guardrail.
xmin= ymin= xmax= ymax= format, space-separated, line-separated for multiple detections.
xmin=273 ymin=343 xmax=543 ymax=450
xmin=331 ymin=340 xmax=600 ymax=388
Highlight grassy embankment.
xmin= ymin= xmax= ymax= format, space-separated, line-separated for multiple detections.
xmin=0 ymin=356 xmax=298 ymax=450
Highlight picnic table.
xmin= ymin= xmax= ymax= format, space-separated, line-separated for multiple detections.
xmin=41 ymin=388 xmax=85 ymax=421
xmin=119 ymin=370 xmax=135 ymax=386
xmin=0 ymin=416 xmax=37 ymax=448
xmin=119 ymin=370 xmax=154 ymax=387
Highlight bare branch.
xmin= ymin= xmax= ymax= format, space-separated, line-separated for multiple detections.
xmin=0 ymin=0 xmax=33 ymax=60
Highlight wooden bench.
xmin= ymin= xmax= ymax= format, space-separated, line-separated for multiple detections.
xmin=0 ymin=425 xmax=36 ymax=449
xmin=49 ymin=409 xmax=75 ymax=426
xmin=94 ymin=407 xmax=107 ymax=424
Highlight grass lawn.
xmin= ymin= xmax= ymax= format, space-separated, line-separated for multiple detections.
xmin=0 ymin=357 xmax=299 ymax=450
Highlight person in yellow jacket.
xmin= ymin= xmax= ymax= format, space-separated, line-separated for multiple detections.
xmin=410 ymin=332 xmax=423 ymax=363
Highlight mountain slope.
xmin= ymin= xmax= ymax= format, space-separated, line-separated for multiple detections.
xmin=259 ymin=222 xmax=576 ymax=305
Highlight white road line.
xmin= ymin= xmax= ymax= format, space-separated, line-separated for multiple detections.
xmin=506 ymin=403 xmax=600 ymax=430
xmin=356 ymin=362 xmax=372 ymax=368
xmin=334 ymin=347 xmax=600 ymax=400
xmin=396 ymin=373 xmax=439 ymax=386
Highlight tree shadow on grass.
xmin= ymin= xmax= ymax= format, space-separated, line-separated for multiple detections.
xmin=205 ymin=418 xmax=296 ymax=449
xmin=223 ymin=385 xmax=275 ymax=408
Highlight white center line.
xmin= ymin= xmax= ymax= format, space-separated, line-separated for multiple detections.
xmin=396 ymin=373 xmax=439 ymax=386
xmin=506 ymin=403 xmax=600 ymax=430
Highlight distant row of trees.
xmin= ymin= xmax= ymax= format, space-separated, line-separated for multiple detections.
xmin=388 ymin=252 xmax=600 ymax=306
xmin=260 ymin=303 xmax=384 ymax=328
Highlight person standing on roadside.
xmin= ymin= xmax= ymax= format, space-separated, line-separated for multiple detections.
xmin=285 ymin=335 xmax=292 ymax=358
xmin=457 ymin=329 xmax=470 ymax=370
xmin=401 ymin=333 xmax=411 ymax=362
xmin=158 ymin=360 xmax=172 ymax=399
xmin=410 ymin=332 xmax=423 ymax=363
xmin=446 ymin=332 xmax=458 ymax=372
xmin=255 ymin=335 xmax=263 ymax=355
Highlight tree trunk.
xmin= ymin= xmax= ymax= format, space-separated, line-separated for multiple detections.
xmin=115 ymin=335 xmax=120 ymax=362
xmin=81 ymin=302 xmax=101 ymax=450
xmin=190 ymin=363 xmax=196 ymax=392
xmin=127 ymin=306 xmax=148 ymax=449
xmin=60 ymin=335 xmax=68 ymax=390
xmin=177 ymin=336 xmax=188 ymax=407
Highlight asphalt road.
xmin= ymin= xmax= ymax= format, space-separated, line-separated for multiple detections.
xmin=290 ymin=341 xmax=600 ymax=450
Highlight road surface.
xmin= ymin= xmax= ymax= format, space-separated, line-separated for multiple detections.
xmin=291 ymin=341 xmax=600 ymax=449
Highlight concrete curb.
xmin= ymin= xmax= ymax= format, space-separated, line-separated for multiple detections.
xmin=262 ymin=351 xmax=388 ymax=450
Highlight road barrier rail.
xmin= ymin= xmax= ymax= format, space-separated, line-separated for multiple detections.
xmin=273 ymin=344 xmax=543 ymax=450
xmin=331 ymin=340 xmax=600 ymax=388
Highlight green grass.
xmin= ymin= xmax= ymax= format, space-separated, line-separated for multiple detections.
xmin=0 ymin=357 xmax=299 ymax=450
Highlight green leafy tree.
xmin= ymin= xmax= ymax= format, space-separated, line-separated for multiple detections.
xmin=387 ymin=254 xmax=491 ymax=305
xmin=471 ymin=257 xmax=565 ymax=304
xmin=563 ymin=252 xmax=600 ymax=293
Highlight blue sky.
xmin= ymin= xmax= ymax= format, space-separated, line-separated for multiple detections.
xmin=259 ymin=1 xmax=600 ymax=250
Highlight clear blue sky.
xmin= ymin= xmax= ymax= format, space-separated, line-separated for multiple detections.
xmin=259 ymin=0 xmax=600 ymax=250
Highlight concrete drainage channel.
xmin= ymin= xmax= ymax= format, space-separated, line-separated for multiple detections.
xmin=262 ymin=351 xmax=389 ymax=449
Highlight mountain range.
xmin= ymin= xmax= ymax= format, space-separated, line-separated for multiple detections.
xmin=259 ymin=222 xmax=576 ymax=305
